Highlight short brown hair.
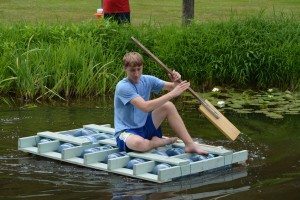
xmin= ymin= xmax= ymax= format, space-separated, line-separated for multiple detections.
xmin=123 ymin=52 xmax=143 ymax=68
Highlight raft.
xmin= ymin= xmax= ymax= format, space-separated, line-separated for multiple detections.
xmin=18 ymin=124 xmax=248 ymax=183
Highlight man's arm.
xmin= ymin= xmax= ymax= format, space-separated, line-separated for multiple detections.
xmin=131 ymin=81 xmax=190 ymax=113
xmin=163 ymin=70 xmax=181 ymax=91
xmin=163 ymin=81 xmax=176 ymax=91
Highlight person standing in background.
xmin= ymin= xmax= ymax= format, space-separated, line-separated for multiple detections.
xmin=102 ymin=0 xmax=130 ymax=24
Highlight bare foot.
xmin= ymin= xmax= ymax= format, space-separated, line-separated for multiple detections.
xmin=185 ymin=143 xmax=208 ymax=155
xmin=165 ymin=137 xmax=177 ymax=145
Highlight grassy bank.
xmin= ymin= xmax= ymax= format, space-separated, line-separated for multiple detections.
xmin=0 ymin=15 xmax=299 ymax=100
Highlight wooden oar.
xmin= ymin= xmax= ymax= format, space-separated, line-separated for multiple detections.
xmin=131 ymin=36 xmax=240 ymax=141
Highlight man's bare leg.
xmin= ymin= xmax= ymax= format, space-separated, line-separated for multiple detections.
xmin=152 ymin=101 xmax=208 ymax=155
xmin=126 ymin=135 xmax=177 ymax=152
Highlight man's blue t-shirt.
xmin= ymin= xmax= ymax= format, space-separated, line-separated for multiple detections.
xmin=114 ymin=75 xmax=164 ymax=133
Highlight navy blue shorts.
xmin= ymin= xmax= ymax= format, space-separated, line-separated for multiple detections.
xmin=115 ymin=113 xmax=162 ymax=152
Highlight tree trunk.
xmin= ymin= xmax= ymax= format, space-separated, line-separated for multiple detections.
xmin=182 ymin=0 xmax=194 ymax=25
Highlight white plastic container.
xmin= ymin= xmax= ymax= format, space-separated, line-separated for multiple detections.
xmin=97 ymin=8 xmax=103 ymax=14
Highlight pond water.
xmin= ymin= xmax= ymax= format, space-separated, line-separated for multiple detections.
xmin=0 ymin=98 xmax=299 ymax=199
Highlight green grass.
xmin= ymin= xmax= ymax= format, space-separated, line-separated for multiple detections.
xmin=0 ymin=22 xmax=125 ymax=100
xmin=0 ymin=0 xmax=299 ymax=24
xmin=0 ymin=15 xmax=299 ymax=100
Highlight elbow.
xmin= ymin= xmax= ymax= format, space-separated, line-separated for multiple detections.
xmin=132 ymin=98 xmax=154 ymax=113
xmin=139 ymin=103 xmax=152 ymax=113
xmin=141 ymin=107 xmax=152 ymax=113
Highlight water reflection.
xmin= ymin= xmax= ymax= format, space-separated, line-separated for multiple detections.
xmin=1 ymin=151 xmax=248 ymax=199
xmin=110 ymin=167 xmax=248 ymax=200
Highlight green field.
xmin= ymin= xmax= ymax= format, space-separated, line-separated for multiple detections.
xmin=0 ymin=0 xmax=299 ymax=24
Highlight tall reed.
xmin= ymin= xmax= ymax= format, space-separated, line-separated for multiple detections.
xmin=0 ymin=15 xmax=299 ymax=100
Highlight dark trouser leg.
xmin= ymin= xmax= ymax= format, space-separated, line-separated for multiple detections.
xmin=104 ymin=13 xmax=130 ymax=24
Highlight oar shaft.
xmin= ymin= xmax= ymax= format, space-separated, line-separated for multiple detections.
xmin=131 ymin=36 xmax=220 ymax=119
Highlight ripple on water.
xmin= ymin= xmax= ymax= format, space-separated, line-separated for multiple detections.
xmin=0 ymin=116 xmax=31 ymax=124
xmin=17 ymin=194 xmax=54 ymax=198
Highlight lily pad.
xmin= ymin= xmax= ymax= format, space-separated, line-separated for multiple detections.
xmin=289 ymin=107 xmax=300 ymax=111
xmin=190 ymin=90 xmax=300 ymax=119
xmin=254 ymin=110 xmax=265 ymax=114
xmin=229 ymin=103 xmax=243 ymax=109
xmin=236 ymin=109 xmax=252 ymax=114
xmin=285 ymin=111 xmax=299 ymax=115
xmin=265 ymin=112 xmax=284 ymax=119
xmin=284 ymin=94 xmax=294 ymax=100
xmin=275 ymin=107 xmax=285 ymax=112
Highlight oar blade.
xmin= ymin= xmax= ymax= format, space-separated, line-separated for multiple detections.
xmin=199 ymin=100 xmax=240 ymax=141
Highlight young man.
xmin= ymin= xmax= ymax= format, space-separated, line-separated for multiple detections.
xmin=102 ymin=0 xmax=130 ymax=24
xmin=114 ymin=52 xmax=207 ymax=154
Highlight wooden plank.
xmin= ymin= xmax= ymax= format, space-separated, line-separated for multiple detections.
xmin=223 ymin=154 xmax=233 ymax=165
xmin=100 ymin=124 xmax=111 ymax=128
xmin=64 ymin=143 xmax=108 ymax=160
xmin=173 ymin=142 xmax=232 ymax=156
xmin=19 ymin=147 xmax=38 ymax=154
xmin=133 ymin=161 xmax=155 ymax=175
xmin=65 ymin=157 xmax=84 ymax=165
xmin=87 ymin=162 xmax=108 ymax=171
xmin=112 ymin=168 xmax=134 ymax=176
xmin=37 ymin=131 xmax=91 ymax=146
xmin=136 ymin=173 xmax=161 ymax=183
xmin=199 ymin=100 xmax=240 ymax=141
xmin=113 ymin=168 xmax=164 ymax=183
xmin=108 ymin=156 xmax=130 ymax=170
xmin=172 ymin=139 xmax=224 ymax=149
xmin=41 ymin=152 xmax=62 ymax=160
xmin=97 ymin=138 xmax=117 ymax=146
xmin=128 ymin=152 xmax=189 ymax=166
xmin=179 ymin=164 xmax=192 ymax=176
xmin=63 ymin=143 xmax=119 ymax=161
xmin=18 ymin=136 xmax=39 ymax=149
xmin=158 ymin=166 xmax=181 ymax=182
xmin=113 ymin=168 xmax=163 ymax=183
xmin=190 ymin=156 xmax=224 ymax=174
xmin=83 ymin=124 xmax=111 ymax=129
xmin=232 ymin=150 xmax=248 ymax=163
xmin=84 ymin=148 xmax=119 ymax=164
xmin=38 ymin=140 xmax=60 ymax=154
xmin=172 ymin=153 xmax=191 ymax=159
xmin=62 ymin=145 xmax=95 ymax=160
xmin=83 ymin=124 xmax=115 ymax=134
xmin=55 ymin=128 xmax=82 ymax=135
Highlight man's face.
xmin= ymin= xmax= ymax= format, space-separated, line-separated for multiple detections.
xmin=125 ymin=65 xmax=143 ymax=83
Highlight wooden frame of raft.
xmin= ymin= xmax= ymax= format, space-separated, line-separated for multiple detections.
xmin=18 ymin=124 xmax=248 ymax=183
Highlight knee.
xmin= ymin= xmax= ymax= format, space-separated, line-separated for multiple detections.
xmin=128 ymin=138 xmax=152 ymax=152
xmin=136 ymin=139 xmax=152 ymax=152
xmin=160 ymin=101 xmax=176 ymax=113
